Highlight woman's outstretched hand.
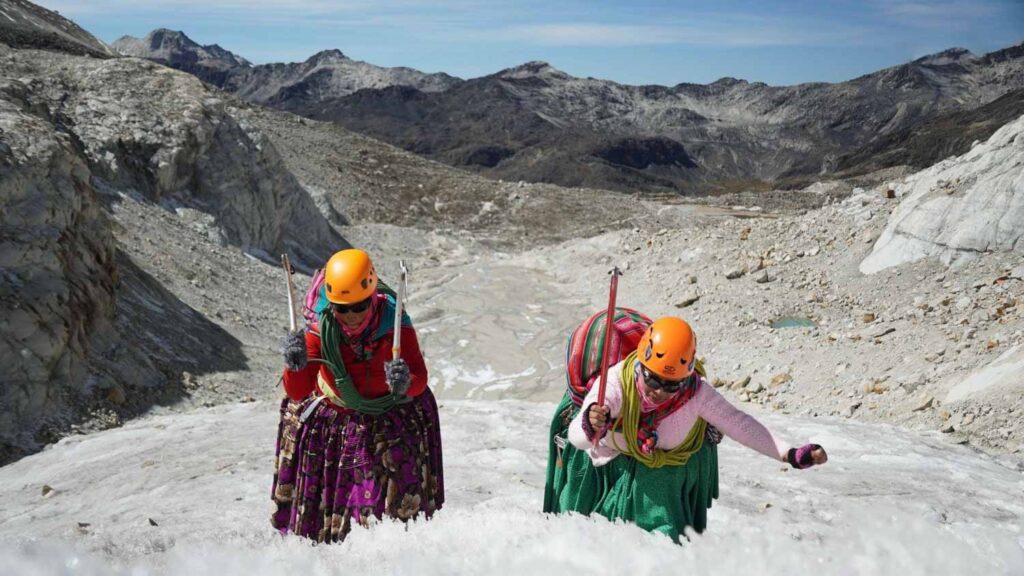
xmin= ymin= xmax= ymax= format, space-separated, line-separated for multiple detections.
xmin=786 ymin=444 xmax=828 ymax=469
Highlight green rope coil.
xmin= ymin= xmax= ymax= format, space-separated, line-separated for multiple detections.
xmin=313 ymin=308 xmax=401 ymax=415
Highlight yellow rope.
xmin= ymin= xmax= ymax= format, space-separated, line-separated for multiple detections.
xmin=610 ymin=351 xmax=707 ymax=469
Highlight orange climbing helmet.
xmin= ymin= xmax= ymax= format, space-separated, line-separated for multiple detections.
xmin=323 ymin=249 xmax=377 ymax=304
xmin=637 ymin=316 xmax=697 ymax=381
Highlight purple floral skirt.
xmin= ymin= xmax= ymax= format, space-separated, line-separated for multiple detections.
xmin=270 ymin=389 xmax=445 ymax=542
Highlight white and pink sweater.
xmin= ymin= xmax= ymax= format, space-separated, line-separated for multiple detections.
xmin=568 ymin=359 xmax=789 ymax=467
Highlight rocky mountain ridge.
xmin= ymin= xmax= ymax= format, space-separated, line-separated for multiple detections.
xmin=121 ymin=28 xmax=1024 ymax=194
xmin=112 ymin=30 xmax=462 ymax=104
xmin=824 ymin=88 xmax=1024 ymax=180
xmin=309 ymin=44 xmax=1024 ymax=194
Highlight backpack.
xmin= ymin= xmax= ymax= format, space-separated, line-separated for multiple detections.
xmin=565 ymin=308 xmax=710 ymax=406
xmin=565 ymin=307 xmax=652 ymax=406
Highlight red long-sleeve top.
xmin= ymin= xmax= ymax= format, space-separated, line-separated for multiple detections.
xmin=282 ymin=325 xmax=429 ymax=402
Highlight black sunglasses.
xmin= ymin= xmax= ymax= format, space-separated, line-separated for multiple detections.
xmin=333 ymin=297 xmax=372 ymax=314
xmin=641 ymin=366 xmax=687 ymax=393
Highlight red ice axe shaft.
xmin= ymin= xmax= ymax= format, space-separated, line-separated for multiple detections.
xmin=594 ymin=266 xmax=623 ymax=440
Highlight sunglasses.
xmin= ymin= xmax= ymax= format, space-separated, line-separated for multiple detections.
xmin=641 ymin=366 xmax=687 ymax=393
xmin=333 ymin=297 xmax=372 ymax=314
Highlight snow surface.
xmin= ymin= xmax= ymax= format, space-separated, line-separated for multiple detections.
xmin=0 ymin=399 xmax=1022 ymax=575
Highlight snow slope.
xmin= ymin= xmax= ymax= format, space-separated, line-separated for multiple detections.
xmin=0 ymin=399 xmax=1021 ymax=575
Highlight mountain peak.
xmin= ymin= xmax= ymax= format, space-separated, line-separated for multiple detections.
xmin=147 ymin=28 xmax=199 ymax=49
xmin=307 ymin=49 xmax=349 ymax=64
xmin=497 ymin=61 xmax=570 ymax=80
xmin=914 ymin=47 xmax=977 ymax=66
xmin=710 ymin=76 xmax=748 ymax=86
xmin=112 ymin=29 xmax=250 ymax=70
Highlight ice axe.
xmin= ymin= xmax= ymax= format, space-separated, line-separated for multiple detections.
xmin=281 ymin=253 xmax=298 ymax=332
xmin=392 ymin=260 xmax=409 ymax=361
xmin=594 ymin=266 xmax=623 ymax=442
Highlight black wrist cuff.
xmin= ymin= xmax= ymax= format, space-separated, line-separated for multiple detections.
xmin=786 ymin=448 xmax=798 ymax=468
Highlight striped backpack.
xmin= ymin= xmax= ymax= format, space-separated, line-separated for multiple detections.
xmin=565 ymin=308 xmax=708 ymax=407
xmin=565 ymin=307 xmax=652 ymax=406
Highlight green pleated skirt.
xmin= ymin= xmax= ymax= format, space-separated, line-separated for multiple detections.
xmin=543 ymin=392 xmax=719 ymax=543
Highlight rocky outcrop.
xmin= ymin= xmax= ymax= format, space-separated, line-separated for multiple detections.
xmin=30 ymin=55 xmax=342 ymax=266
xmin=0 ymin=37 xmax=346 ymax=462
xmin=945 ymin=345 xmax=1024 ymax=403
xmin=0 ymin=0 xmax=113 ymax=57
xmin=860 ymin=114 xmax=1024 ymax=274
xmin=593 ymin=137 xmax=697 ymax=170
xmin=0 ymin=76 xmax=118 ymax=459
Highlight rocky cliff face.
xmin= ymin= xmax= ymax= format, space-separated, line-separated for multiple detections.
xmin=17 ymin=53 xmax=342 ymax=266
xmin=861 ymin=114 xmax=1024 ymax=274
xmin=0 ymin=75 xmax=118 ymax=458
xmin=113 ymin=31 xmax=462 ymax=104
xmin=1 ymin=22 xmax=345 ymax=461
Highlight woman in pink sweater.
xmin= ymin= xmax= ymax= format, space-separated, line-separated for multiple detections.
xmin=549 ymin=316 xmax=826 ymax=542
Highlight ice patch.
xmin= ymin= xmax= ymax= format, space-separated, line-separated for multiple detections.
xmin=945 ymin=344 xmax=1024 ymax=403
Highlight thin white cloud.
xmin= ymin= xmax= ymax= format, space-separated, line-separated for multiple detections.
xmin=37 ymin=0 xmax=1013 ymax=51
xmin=40 ymin=0 xmax=363 ymax=15
xmin=870 ymin=0 xmax=1005 ymax=28
xmin=499 ymin=24 xmax=677 ymax=46
xmin=39 ymin=0 xmax=512 ymax=16
xmin=485 ymin=20 xmax=870 ymax=48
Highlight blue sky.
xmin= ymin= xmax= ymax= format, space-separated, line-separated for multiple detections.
xmin=38 ymin=0 xmax=1024 ymax=86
